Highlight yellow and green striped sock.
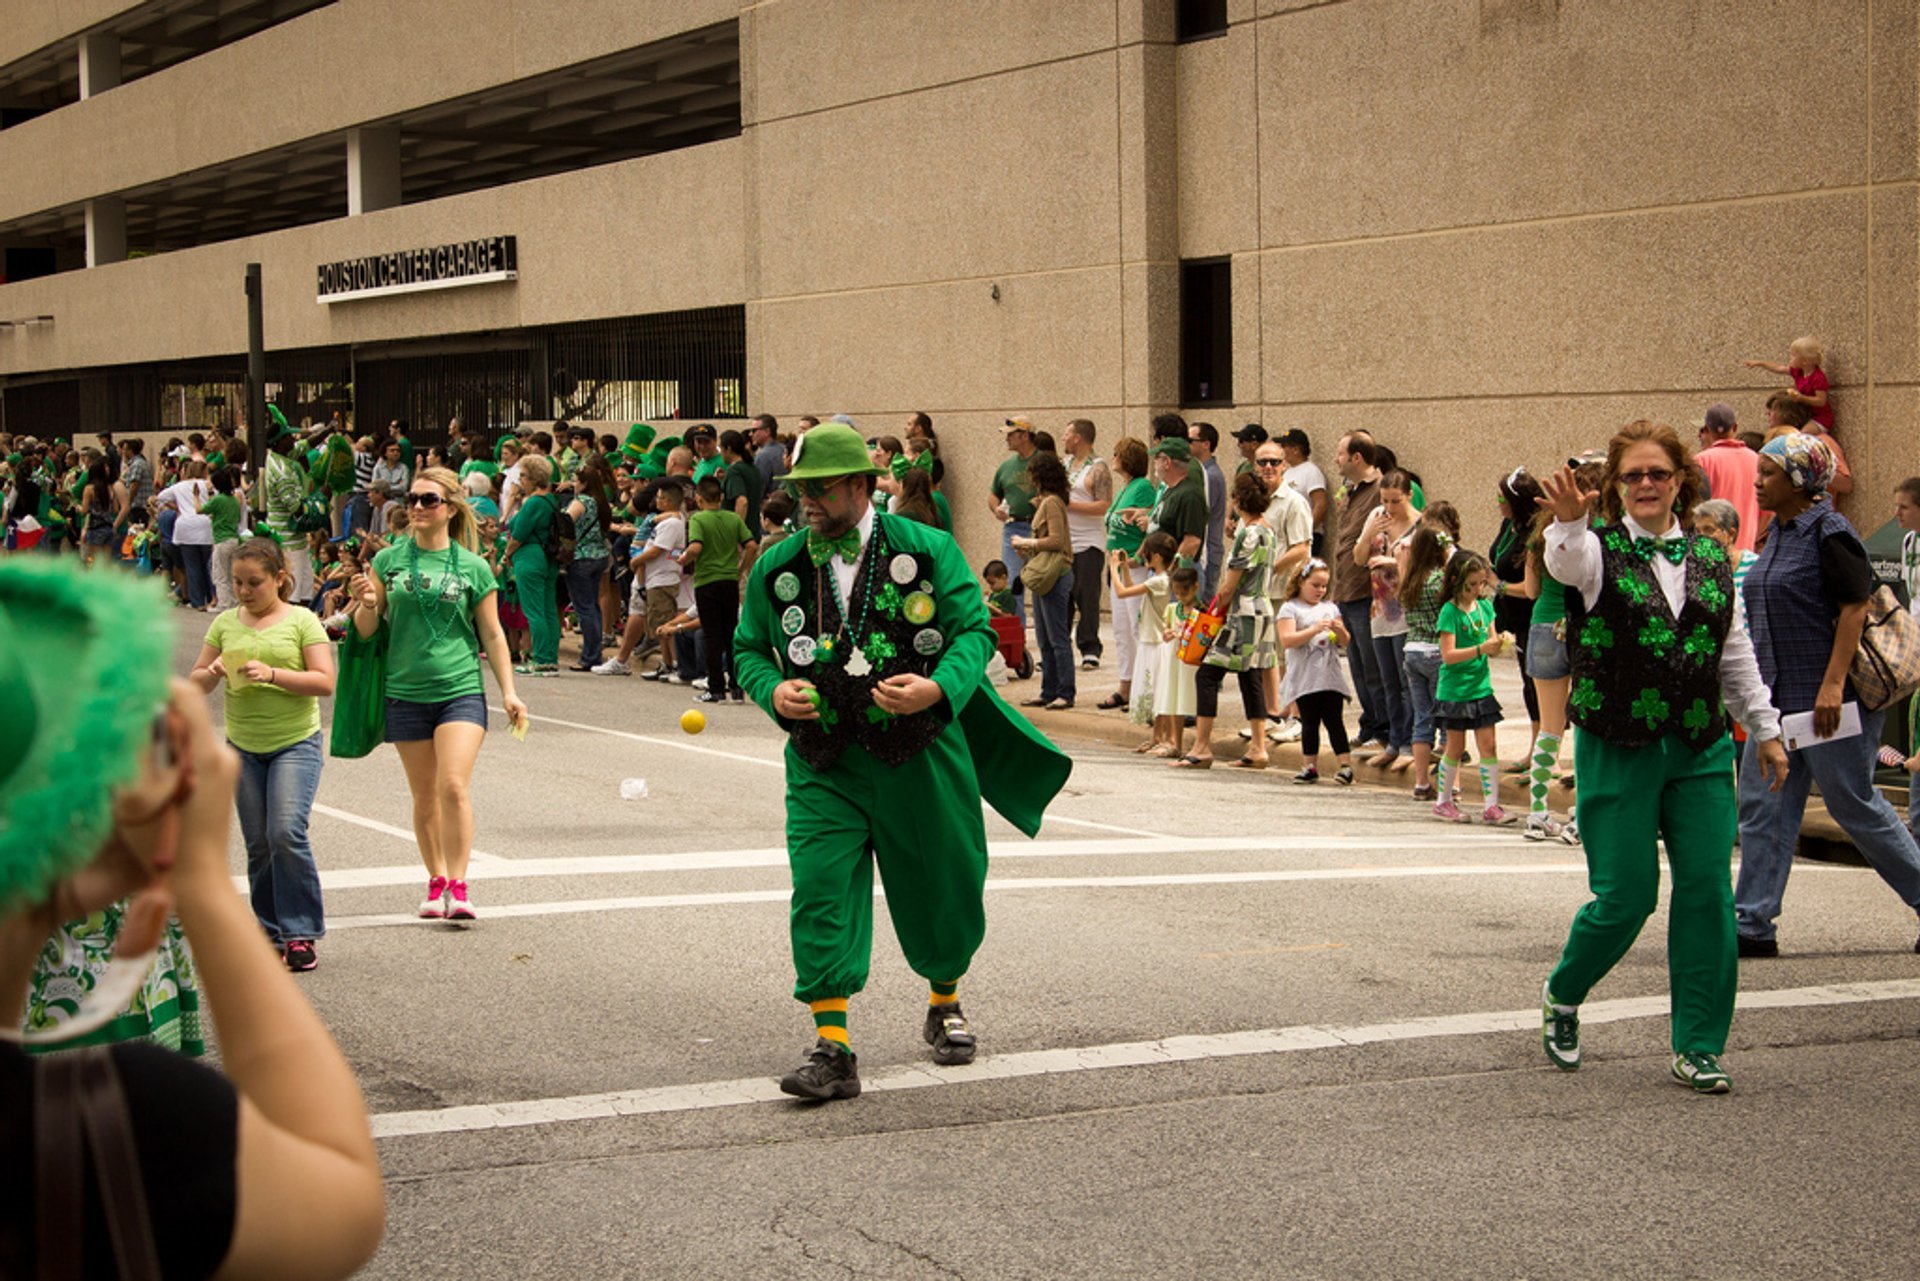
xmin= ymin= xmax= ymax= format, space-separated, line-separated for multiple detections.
xmin=929 ymin=980 xmax=959 ymax=1007
xmin=810 ymin=997 xmax=849 ymax=1048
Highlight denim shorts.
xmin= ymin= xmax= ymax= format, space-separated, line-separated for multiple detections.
xmin=1526 ymin=621 xmax=1571 ymax=681
xmin=385 ymin=694 xmax=488 ymax=742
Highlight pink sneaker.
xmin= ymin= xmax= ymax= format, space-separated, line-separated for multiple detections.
xmin=1432 ymin=799 xmax=1470 ymax=823
xmin=1482 ymin=805 xmax=1518 ymax=826
xmin=418 ymin=876 xmax=448 ymax=919
xmin=446 ymin=879 xmax=476 ymax=922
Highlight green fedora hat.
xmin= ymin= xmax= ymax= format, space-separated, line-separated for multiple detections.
xmin=619 ymin=423 xmax=657 ymax=464
xmin=0 ymin=558 xmax=177 ymax=912
xmin=783 ymin=423 xmax=881 ymax=482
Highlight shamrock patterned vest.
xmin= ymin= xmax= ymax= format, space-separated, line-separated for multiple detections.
xmin=763 ymin=515 xmax=953 ymax=771
xmin=1564 ymin=523 xmax=1735 ymax=754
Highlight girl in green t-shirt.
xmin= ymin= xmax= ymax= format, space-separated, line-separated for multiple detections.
xmin=189 ymin=539 xmax=337 ymax=972
xmin=347 ymin=468 xmax=528 ymax=924
xmin=1432 ymin=550 xmax=1513 ymax=825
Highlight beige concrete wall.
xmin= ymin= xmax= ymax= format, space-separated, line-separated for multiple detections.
xmin=1226 ymin=0 xmax=1920 ymax=553
xmin=0 ymin=0 xmax=739 ymax=224
xmin=0 ymin=0 xmax=144 ymax=69
xmin=0 ymin=140 xmax=745 ymax=371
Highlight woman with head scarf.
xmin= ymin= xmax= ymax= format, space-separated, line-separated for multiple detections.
xmin=1734 ymin=432 xmax=1920 ymax=959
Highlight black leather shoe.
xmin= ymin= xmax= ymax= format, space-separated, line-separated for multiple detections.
xmin=779 ymin=1038 xmax=860 ymax=1101
xmin=924 ymin=1002 xmax=977 ymax=1066
xmin=1736 ymin=934 xmax=1779 ymax=959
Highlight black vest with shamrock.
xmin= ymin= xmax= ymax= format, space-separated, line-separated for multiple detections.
xmin=1564 ymin=523 xmax=1735 ymax=754
xmin=763 ymin=514 xmax=953 ymax=771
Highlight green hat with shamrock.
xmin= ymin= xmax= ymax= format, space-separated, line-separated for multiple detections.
xmin=0 ymin=558 xmax=177 ymax=912
xmin=782 ymin=423 xmax=881 ymax=481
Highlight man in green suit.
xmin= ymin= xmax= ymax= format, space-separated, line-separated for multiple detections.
xmin=735 ymin=423 xmax=1071 ymax=1101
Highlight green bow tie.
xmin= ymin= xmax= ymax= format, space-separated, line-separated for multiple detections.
xmin=808 ymin=528 xmax=863 ymax=567
xmin=1631 ymin=534 xmax=1687 ymax=565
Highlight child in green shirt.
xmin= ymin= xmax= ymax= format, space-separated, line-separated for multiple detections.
xmin=680 ymin=477 xmax=757 ymax=703
xmin=1432 ymin=550 xmax=1513 ymax=825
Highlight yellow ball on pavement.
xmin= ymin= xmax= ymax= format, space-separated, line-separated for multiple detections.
xmin=680 ymin=709 xmax=706 ymax=735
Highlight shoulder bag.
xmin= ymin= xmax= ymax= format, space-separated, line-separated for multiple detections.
xmin=1850 ymin=584 xmax=1920 ymax=711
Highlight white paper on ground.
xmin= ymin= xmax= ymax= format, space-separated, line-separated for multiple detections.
xmin=1780 ymin=701 xmax=1863 ymax=752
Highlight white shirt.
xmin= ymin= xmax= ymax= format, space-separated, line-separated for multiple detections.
xmin=160 ymin=479 xmax=213 ymax=545
xmin=1283 ymin=460 xmax=1328 ymax=514
xmin=642 ymin=513 xmax=686 ymax=590
xmin=1545 ymin=514 xmax=1780 ymax=742
xmin=1064 ymin=453 xmax=1108 ymax=554
xmin=828 ymin=503 xmax=878 ymax=606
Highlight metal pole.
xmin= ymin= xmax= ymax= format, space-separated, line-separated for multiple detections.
xmin=245 ymin=263 xmax=266 ymax=484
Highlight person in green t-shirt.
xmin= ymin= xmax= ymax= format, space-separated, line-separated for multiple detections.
xmin=1104 ymin=435 xmax=1162 ymax=709
xmin=203 ymin=466 xmax=245 ymax=609
xmin=1432 ymin=550 xmax=1512 ymax=823
xmin=1145 ymin=438 xmax=1208 ymax=570
xmin=504 ymin=455 xmax=562 ymax=673
xmin=349 ymin=469 xmax=527 ymax=923
xmin=188 ymin=538 xmax=337 ymax=970
xmin=989 ymin=417 xmax=1040 ymax=624
xmin=681 ymin=476 xmax=759 ymax=703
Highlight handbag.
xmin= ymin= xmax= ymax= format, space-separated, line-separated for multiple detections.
xmin=1850 ymin=584 xmax=1920 ymax=711
xmin=1177 ymin=595 xmax=1227 ymax=666
xmin=36 ymin=1049 xmax=163 ymax=1281
xmin=1021 ymin=547 xmax=1067 ymax=597
xmin=330 ymin=618 xmax=389 ymax=758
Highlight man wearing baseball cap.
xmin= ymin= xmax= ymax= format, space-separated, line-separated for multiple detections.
xmin=988 ymin=417 xmax=1040 ymax=624
xmin=734 ymin=422 xmax=1071 ymax=1101
xmin=1230 ymin=423 xmax=1268 ymax=477
xmin=1694 ymin=402 xmax=1759 ymax=554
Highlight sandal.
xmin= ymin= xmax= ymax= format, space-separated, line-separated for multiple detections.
xmin=1171 ymin=754 xmax=1213 ymax=769
xmin=1147 ymin=744 xmax=1177 ymax=758
xmin=1044 ymin=698 xmax=1073 ymax=711
xmin=1020 ymin=697 xmax=1049 ymax=707
xmin=1229 ymin=756 xmax=1269 ymax=770
xmin=1094 ymin=694 xmax=1127 ymax=710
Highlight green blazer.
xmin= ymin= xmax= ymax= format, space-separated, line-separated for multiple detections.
xmin=734 ymin=510 xmax=1070 ymax=836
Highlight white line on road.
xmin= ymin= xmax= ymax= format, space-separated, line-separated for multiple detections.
xmin=325 ymin=861 xmax=1599 ymax=929
xmin=368 ymin=978 xmax=1920 ymax=1138
xmin=310 ymin=804 xmax=508 ymax=867
xmin=297 ymin=831 xmax=1566 ymax=891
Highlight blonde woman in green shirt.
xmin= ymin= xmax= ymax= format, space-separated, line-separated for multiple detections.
xmin=190 ymin=539 xmax=337 ymax=972
xmin=349 ymin=468 xmax=528 ymax=923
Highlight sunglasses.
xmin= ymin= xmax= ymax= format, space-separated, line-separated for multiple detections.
xmin=1254 ymin=459 xmax=1284 ymax=468
xmin=404 ymin=492 xmax=446 ymax=508
xmin=1619 ymin=469 xmax=1675 ymax=488
xmin=783 ymin=477 xmax=848 ymax=499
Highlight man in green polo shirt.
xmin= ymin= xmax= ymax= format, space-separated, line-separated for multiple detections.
xmin=1147 ymin=437 xmax=1207 ymax=570
xmin=989 ymin=415 xmax=1039 ymax=624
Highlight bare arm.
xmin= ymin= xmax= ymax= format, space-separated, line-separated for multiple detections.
xmin=1275 ymin=540 xmax=1310 ymax=586
xmin=1176 ymin=533 xmax=1202 ymax=564
xmin=189 ymin=642 xmax=227 ymax=692
xmin=472 ymin=591 xmax=527 ymax=729
xmin=1308 ymin=489 xmax=1328 ymax=529
xmin=1741 ymin=359 xmax=1792 ymax=375
xmin=251 ymin=641 xmax=336 ymax=698
xmin=348 ymin=570 xmax=386 ymax=640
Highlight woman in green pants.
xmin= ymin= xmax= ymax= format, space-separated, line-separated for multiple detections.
xmin=1536 ymin=421 xmax=1788 ymax=1094
xmin=505 ymin=454 xmax=561 ymax=676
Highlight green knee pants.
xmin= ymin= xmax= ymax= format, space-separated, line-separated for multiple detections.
xmin=785 ymin=725 xmax=989 ymax=1003
xmin=514 ymin=552 xmax=559 ymax=665
xmin=1549 ymin=732 xmax=1737 ymax=1054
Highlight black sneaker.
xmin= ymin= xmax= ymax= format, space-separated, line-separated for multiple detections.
xmin=923 ymin=1002 xmax=977 ymax=1066
xmin=778 ymin=1038 xmax=861 ymax=1101
xmin=696 ymin=691 xmax=725 ymax=704
xmin=283 ymin=940 xmax=318 ymax=973
xmin=1291 ymin=767 xmax=1319 ymax=785
xmin=1334 ymin=765 xmax=1355 ymax=786
xmin=1736 ymin=934 xmax=1779 ymax=959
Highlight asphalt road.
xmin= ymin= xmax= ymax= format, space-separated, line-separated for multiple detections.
xmin=175 ymin=623 xmax=1920 ymax=1280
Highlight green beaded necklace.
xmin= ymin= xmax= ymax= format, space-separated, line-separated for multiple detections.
xmin=404 ymin=539 xmax=468 ymax=648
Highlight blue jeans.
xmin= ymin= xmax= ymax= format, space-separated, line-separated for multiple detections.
xmin=1000 ymin=519 xmax=1031 ymax=625
xmin=235 ymin=732 xmax=326 ymax=943
xmin=1403 ymin=645 xmax=1441 ymax=748
xmin=566 ymin=556 xmax=608 ymax=665
xmin=1033 ymin=569 xmax=1076 ymax=704
xmin=1735 ymin=706 xmax=1920 ymax=941
xmin=1370 ymin=629 xmax=1412 ymax=752
xmin=1337 ymin=598 xmax=1388 ymax=743
xmin=179 ymin=543 xmax=213 ymax=609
